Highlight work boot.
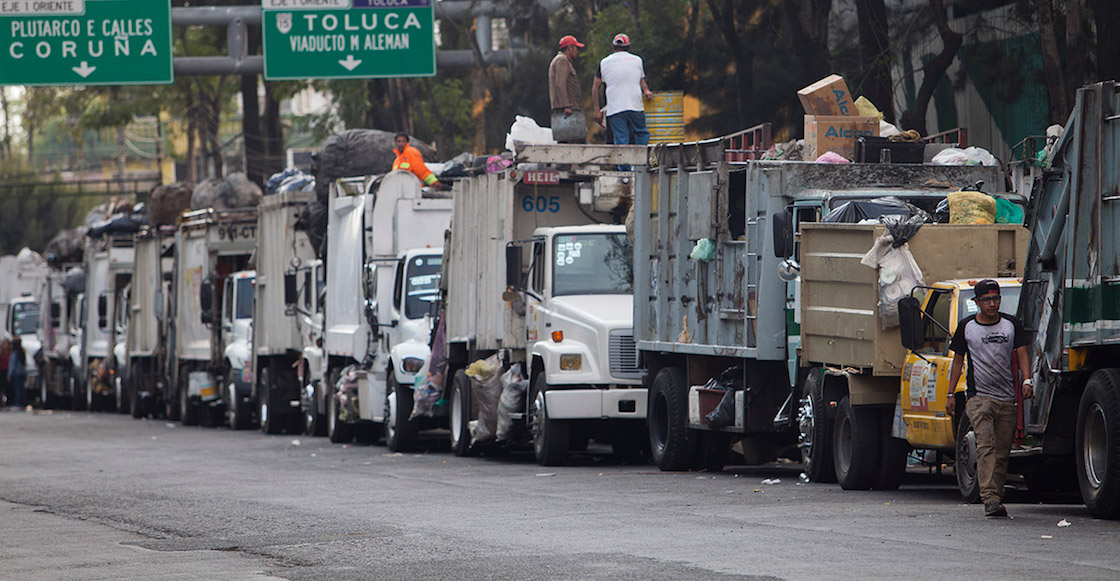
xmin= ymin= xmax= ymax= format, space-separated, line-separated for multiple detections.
xmin=984 ymin=501 xmax=1008 ymax=517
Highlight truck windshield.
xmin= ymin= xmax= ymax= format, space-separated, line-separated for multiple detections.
xmin=11 ymin=302 xmax=39 ymax=336
xmin=957 ymin=286 xmax=1021 ymax=323
xmin=235 ymin=277 xmax=254 ymax=319
xmin=405 ymin=255 xmax=442 ymax=320
xmin=552 ymin=233 xmax=633 ymax=296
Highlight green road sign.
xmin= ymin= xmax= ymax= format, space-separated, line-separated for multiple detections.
xmin=0 ymin=0 xmax=172 ymax=86
xmin=262 ymin=0 xmax=435 ymax=81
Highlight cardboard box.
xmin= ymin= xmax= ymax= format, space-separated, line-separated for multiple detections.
xmin=798 ymin=74 xmax=854 ymax=116
xmin=805 ymin=115 xmax=879 ymax=160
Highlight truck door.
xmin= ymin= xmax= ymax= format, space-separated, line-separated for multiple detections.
xmin=901 ymin=287 xmax=957 ymax=449
xmin=525 ymin=238 xmax=547 ymax=344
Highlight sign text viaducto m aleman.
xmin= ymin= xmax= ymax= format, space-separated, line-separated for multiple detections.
xmin=262 ymin=0 xmax=435 ymax=81
xmin=0 ymin=0 xmax=172 ymax=86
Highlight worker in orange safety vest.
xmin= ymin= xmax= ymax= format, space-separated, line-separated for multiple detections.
xmin=392 ymin=133 xmax=446 ymax=189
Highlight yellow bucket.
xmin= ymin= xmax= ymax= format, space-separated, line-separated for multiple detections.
xmin=644 ymin=91 xmax=685 ymax=144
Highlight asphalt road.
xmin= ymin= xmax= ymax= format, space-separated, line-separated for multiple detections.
xmin=1 ymin=409 xmax=1117 ymax=581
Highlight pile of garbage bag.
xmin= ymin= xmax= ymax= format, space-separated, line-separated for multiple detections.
xmin=191 ymin=173 xmax=263 ymax=210
xmin=312 ymin=129 xmax=436 ymax=204
xmin=148 ymin=183 xmax=194 ymax=225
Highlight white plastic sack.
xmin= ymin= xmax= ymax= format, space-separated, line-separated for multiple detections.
xmin=879 ymin=120 xmax=901 ymax=138
xmin=496 ymin=363 xmax=529 ymax=441
xmin=861 ymin=233 xmax=925 ymax=330
xmin=466 ymin=354 xmax=503 ymax=445
xmin=930 ymin=146 xmax=998 ymax=167
xmin=504 ymin=115 xmax=555 ymax=155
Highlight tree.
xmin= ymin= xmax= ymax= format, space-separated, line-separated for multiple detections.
xmin=855 ymin=0 xmax=893 ymax=122
xmin=899 ymin=0 xmax=961 ymax=135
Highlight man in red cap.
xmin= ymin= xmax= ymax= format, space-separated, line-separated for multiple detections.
xmin=549 ymin=35 xmax=585 ymax=142
xmin=593 ymin=32 xmax=654 ymax=146
xmin=947 ymin=279 xmax=1032 ymax=517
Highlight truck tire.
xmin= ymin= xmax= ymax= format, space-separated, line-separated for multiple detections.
xmin=648 ymin=366 xmax=696 ymax=471
xmin=449 ymin=369 xmax=473 ymax=457
xmin=305 ymin=383 xmax=327 ymax=437
xmin=130 ymin=374 xmax=144 ymax=419
xmin=531 ymin=372 xmax=570 ymax=467
xmin=259 ymin=368 xmax=284 ymax=435
xmin=954 ymin=411 xmax=981 ymax=503
xmin=1077 ymin=369 xmax=1120 ymax=519
xmin=227 ymin=381 xmax=250 ymax=430
xmin=799 ymin=371 xmax=836 ymax=483
xmin=386 ymin=373 xmax=418 ymax=452
xmin=832 ymin=396 xmax=880 ymax=490
xmin=180 ymin=382 xmax=200 ymax=426
xmin=327 ymin=370 xmax=353 ymax=444
xmin=874 ymin=407 xmax=909 ymax=490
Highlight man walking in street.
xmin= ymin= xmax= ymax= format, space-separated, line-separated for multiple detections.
xmin=549 ymin=35 xmax=586 ymax=143
xmin=592 ymin=33 xmax=654 ymax=146
xmin=946 ymin=279 xmax=1032 ymax=517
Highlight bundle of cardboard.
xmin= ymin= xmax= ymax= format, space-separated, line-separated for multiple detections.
xmin=798 ymin=75 xmax=879 ymax=160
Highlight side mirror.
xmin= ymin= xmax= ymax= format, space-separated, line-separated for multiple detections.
xmin=898 ymin=296 xmax=924 ymax=352
xmin=284 ymin=273 xmax=298 ymax=307
xmin=505 ymin=244 xmax=523 ymax=291
xmin=772 ymin=211 xmax=794 ymax=258
xmin=200 ymin=280 xmax=213 ymax=325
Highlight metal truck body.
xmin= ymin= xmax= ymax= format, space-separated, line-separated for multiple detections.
xmin=36 ymin=268 xmax=77 ymax=409
xmin=77 ymin=234 xmax=134 ymax=412
xmin=633 ymin=138 xmax=1000 ymax=472
xmin=441 ymin=145 xmax=645 ymax=465
xmin=322 ymin=171 xmax=452 ymax=444
xmin=1014 ymin=81 xmax=1120 ymax=518
xmin=124 ymin=227 xmax=174 ymax=418
xmin=247 ymin=189 xmax=316 ymax=434
xmin=167 ymin=208 xmax=257 ymax=425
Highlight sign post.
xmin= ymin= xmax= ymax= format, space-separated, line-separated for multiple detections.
xmin=262 ymin=0 xmax=435 ymax=81
xmin=0 ymin=0 xmax=173 ymax=86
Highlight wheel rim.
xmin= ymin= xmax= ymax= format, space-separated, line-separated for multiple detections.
xmin=228 ymin=385 xmax=238 ymax=427
xmin=531 ymin=391 xmax=546 ymax=454
xmin=387 ymin=390 xmax=398 ymax=441
xmin=797 ymin=394 xmax=815 ymax=466
xmin=1084 ymin=402 xmax=1108 ymax=490
xmin=957 ymin=426 xmax=978 ymax=490
xmin=836 ymin=413 xmax=853 ymax=475
xmin=450 ymin=385 xmax=463 ymax=446
xmin=651 ymin=392 xmax=669 ymax=454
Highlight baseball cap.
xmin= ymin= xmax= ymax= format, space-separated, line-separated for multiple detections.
xmin=559 ymin=35 xmax=585 ymax=49
xmin=612 ymin=33 xmax=631 ymax=47
xmin=973 ymin=279 xmax=1001 ymax=299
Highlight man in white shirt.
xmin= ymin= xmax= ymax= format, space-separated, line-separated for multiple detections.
xmin=592 ymin=33 xmax=654 ymax=145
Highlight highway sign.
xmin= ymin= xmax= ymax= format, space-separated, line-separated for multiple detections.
xmin=0 ymin=0 xmax=173 ymax=86
xmin=262 ymin=0 xmax=435 ymax=81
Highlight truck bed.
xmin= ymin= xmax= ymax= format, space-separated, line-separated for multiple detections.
xmin=799 ymin=222 xmax=1028 ymax=375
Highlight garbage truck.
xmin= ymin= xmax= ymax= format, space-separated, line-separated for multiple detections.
xmin=76 ymin=232 xmax=134 ymax=412
xmin=166 ymin=208 xmax=257 ymax=425
xmin=36 ymin=267 xmax=78 ymax=409
xmin=440 ymin=144 xmax=646 ymax=466
xmin=798 ymin=222 xmax=1026 ymax=490
xmin=320 ymin=171 xmax=452 ymax=444
xmin=124 ymin=226 xmax=175 ymax=418
xmin=1004 ymin=80 xmax=1120 ymax=518
xmin=632 ymin=137 xmax=1001 ymax=473
xmin=248 ymin=189 xmax=315 ymax=434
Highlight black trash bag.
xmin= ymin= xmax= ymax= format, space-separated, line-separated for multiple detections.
xmin=191 ymin=173 xmax=263 ymax=210
xmin=934 ymin=198 xmax=951 ymax=223
xmin=45 ymin=228 xmax=87 ymax=266
xmin=87 ymin=213 xmax=142 ymax=237
xmin=880 ymin=214 xmax=927 ymax=248
xmin=824 ymin=197 xmax=924 ymax=224
xmin=297 ymin=196 xmax=329 ymax=259
xmin=703 ymin=365 xmax=744 ymax=427
xmin=61 ymin=267 xmax=85 ymax=294
xmin=312 ymin=129 xmax=436 ymax=204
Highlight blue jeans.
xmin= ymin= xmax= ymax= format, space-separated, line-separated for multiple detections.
xmin=11 ymin=373 xmax=25 ymax=408
xmin=607 ymin=110 xmax=650 ymax=145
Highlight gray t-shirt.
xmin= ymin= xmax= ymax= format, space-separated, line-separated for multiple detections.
xmin=949 ymin=313 xmax=1028 ymax=402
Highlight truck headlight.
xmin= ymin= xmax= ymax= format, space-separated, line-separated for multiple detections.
xmin=560 ymin=354 xmax=582 ymax=371
xmin=401 ymin=357 xmax=424 ymax=373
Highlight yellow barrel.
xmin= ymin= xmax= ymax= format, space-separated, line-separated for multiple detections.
xmin=644 ymin=91 xmax=685 ymax=144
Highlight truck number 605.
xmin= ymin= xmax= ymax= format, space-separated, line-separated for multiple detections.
xmin=522 ymin=195 xmax=560 ymax=213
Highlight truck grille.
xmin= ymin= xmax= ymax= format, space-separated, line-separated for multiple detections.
xmin=609 ymin=330 xmax=641 ymax=379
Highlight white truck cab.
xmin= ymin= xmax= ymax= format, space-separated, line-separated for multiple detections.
xmin=223 ymin=270 xmax=255 ymax=427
